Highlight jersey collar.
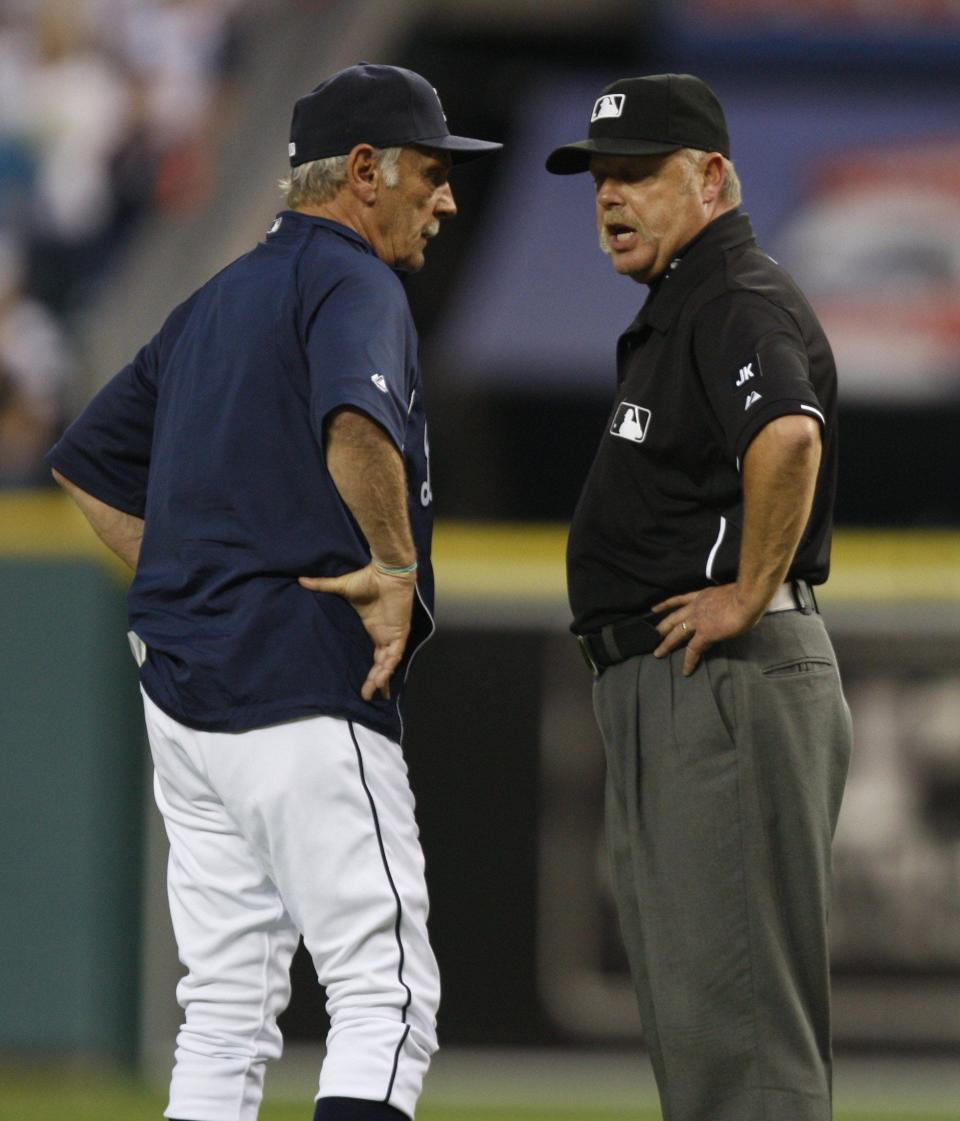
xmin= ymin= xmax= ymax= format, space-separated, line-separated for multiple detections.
xmin=272 ymin=210 xmax=378 ymax=255
xmin=630 ymin=209 xmax=756 ymax=335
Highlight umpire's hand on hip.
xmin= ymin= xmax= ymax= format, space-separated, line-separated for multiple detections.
xmin=299 ymin=562 xmax=416 ymax=701
xmin=652 ymin=583 xmax=767 ymax=677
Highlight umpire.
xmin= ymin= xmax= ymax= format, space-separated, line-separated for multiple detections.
xmin=48 ymin=64 xmax=499 ymax=1121
xmin=547 ymin=75 xmax=852 ymax=1121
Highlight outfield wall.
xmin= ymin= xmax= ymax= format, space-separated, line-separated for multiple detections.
xmin=0 ymin=494 xmax=143 ymax=1064
xmin=2 ymin=493 xmax=959 ymax=1071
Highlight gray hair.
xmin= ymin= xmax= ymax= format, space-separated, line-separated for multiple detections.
xmin=681 ymin=148 xmax=742 ymax=207
xmin=279 ymin=146 xmax=403 ymax=208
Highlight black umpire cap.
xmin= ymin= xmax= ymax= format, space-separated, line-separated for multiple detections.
xmin=546 ymin=73 xmax=730 ymax=175
xmin=289 ymin=62 xmax=503 ymax=167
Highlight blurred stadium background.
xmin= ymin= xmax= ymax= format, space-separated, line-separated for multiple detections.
xmin=2 ymin=0 xmax=960 ymax=1117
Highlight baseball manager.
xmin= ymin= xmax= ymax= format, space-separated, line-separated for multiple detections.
xmin=547 ymin=74 xmax=852 ymax=1121
xmin=47 ymin=63 xmax=500 ymax=1121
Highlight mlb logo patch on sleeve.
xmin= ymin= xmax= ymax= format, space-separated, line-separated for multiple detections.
xmin=611 ymin=401 xmax=651 ymax=443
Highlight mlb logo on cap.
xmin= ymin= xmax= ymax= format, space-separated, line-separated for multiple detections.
xmin=592 ymin=93 xmax=625 ymax=122
xmin=546 ymin=74 xmax=730 ymax=175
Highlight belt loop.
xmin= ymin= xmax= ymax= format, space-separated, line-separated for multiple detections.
xmin=577 ymin=634 xmax=601 ymax=677
xmin=792 ymin=579 xmax=815 ymax=615
xmin=599 ymin=623 xmax=622 ymax=664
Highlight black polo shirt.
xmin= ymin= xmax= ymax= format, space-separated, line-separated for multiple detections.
xmin=567 ymin=210 xmax=838 ymax=635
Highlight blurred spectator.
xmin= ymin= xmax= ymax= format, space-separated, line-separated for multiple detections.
xmin=98 ymin=0 xmax=244 ymax=213
xmin=0 ymin=0 xmax=249 ymax=314
xmin=23 ymin=0 xmax=137 ymax=311
xmin=0 ymin=0 xmax=252 ymax=484
xmin=0 ymin=232 xmax=74 ymax=486
xmin=0 ymin=8 xmax=35 ymax=231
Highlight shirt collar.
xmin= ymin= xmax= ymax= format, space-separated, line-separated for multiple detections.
xmin=629 ymin=209 xmax=755 ymax=335
xmin=272 ymin=210 xmax=377 ymax=255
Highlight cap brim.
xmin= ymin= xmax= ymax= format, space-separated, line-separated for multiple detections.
xmin=545 ymin=137 xmax=682 ymax=175
xmin=416 ymin=133 xmax=503 ymax=164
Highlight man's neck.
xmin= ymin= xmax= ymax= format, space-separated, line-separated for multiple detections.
xmin=295 ymin=198 xmax=364 ymax=236
xmin=644 ymin=203 xmax=739 ymax=289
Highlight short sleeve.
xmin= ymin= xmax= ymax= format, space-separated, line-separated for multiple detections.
xmin=693 ymin=291 xmax=825 ymax=461
xmin=303 ymin=261 xmax=413 ymax=451
xmin=45 ymin=335 xmax=159 ymax=517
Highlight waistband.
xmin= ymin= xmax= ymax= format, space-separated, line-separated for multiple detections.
xmin=576 ymin=579 xmax=818 ymax=678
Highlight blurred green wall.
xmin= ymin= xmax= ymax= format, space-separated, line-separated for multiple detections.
xmin=0 ymin=493 xmax=144 ymax=1064
xmin=5 ymin=493 xmax=960 ymax=1064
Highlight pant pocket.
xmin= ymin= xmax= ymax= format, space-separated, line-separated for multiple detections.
xmin=762 ymin=657 xmax=835 ymax=678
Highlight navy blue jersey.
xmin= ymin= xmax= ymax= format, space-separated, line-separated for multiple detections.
xmin=48 ymin=212 xmax=434 ymax=740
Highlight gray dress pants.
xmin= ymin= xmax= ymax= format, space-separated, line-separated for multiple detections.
xmin=593 ymin=610 xmax=852 ymax=1121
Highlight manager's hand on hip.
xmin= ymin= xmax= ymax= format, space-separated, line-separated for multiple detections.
xmin=299 ymin=563 xmax=416 ymax=701
xmin=652 ymin=583 xmax=767 ymax=677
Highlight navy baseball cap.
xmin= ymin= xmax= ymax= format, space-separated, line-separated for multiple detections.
xmin=545 ymin=73 xmax=730 ymax=175
xmin=289 ymin=62 xmax=503 ymax=167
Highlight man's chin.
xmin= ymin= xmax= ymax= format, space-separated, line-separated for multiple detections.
xmin=610 ymin=253 xmax=652 ymax=283
xmin=393 ymin=252 xmax=426 ymax=274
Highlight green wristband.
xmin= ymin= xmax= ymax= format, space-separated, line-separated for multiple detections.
xmin=373 ymin=559 xmax=418 ymax=576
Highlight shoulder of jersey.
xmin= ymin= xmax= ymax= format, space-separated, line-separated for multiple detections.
xmin=303 ymin=228 xmax=405 ymax=288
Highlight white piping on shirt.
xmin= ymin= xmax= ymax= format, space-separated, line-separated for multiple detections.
xmin=800 ymin=403 xmax=826 ymax=425
xmin=713 ymin=407 xmax=820 ymax=587
xmin=705 ymin=515 xmax=727 ymax=582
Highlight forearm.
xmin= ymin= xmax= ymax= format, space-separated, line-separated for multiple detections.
xmin=325 ymin=407 xmax=416 ymax=567
xmin=736 ymin=414 xmax=821 ymax=613
xmin=51 ymin=468 xmax=144 ymax=570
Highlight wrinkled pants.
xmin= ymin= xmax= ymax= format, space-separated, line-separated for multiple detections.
xmin=593 ymin=611 xmax=852 ymax=1121
xmin=143 ymin=690 xmax=440 ymax=1121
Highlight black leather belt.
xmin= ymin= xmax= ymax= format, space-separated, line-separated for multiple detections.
xmin=576 ymin=579 xmax=818 ymax=678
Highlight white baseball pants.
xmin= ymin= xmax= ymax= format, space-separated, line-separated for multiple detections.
xmin=142 ymin=690 xmax=440 ymax=1121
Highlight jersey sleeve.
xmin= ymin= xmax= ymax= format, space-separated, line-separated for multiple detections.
xmin=45 ymin=335 xmax=159 ymax=517
xmin=692 ymin=291 xmax=826 ymax=462
xmin=302 ymin=260 xmax=413 ymax=451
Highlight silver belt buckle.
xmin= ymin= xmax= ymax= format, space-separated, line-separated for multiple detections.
xmin=577 ymin=633 xmax=601 ymax=677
